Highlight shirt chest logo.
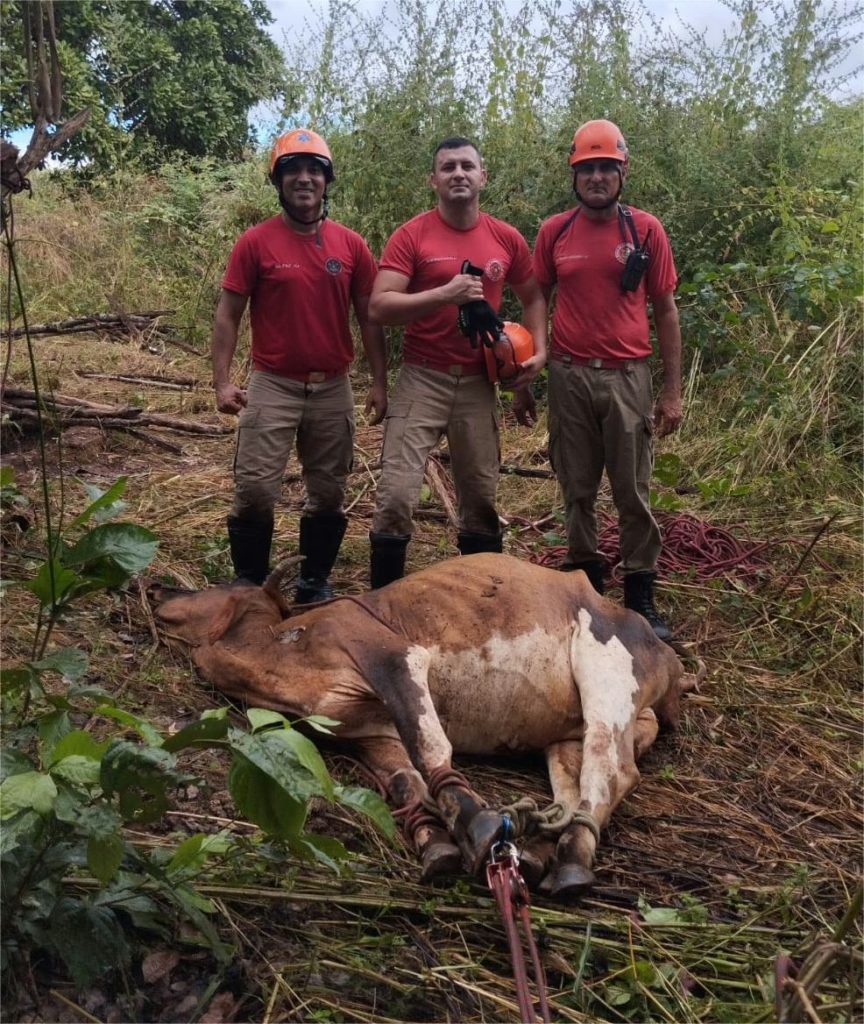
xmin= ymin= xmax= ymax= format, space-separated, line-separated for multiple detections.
xmin=484 ymin=258 xmax=505 ymax=282
xmin=325 ymin=258 xmax=343 ymax=275
xmin=614 ymin=243 xmax=634 ymax=265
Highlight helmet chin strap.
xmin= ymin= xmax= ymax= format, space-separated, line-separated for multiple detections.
xmin=278 ymin=190 xmax=329 ymax=226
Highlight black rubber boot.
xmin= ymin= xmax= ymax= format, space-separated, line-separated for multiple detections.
xmin=369 ymin=532 xmax=410 ymax=589
xmin=294 ymin=513 xmax=347 ymax=604
xmin=561 ymin=559 xmax=606 ymax=595
xmin=227 ymin=515 xmax=273 ymax=586
xmin=624 ymin=571 xmax=673 ymax=642
xmin=456 ymin=531 xmax=503 ymax=555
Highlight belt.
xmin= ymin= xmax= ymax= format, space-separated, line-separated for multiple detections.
xmin=551 ymin=351 xmax=647 ymax=370
xmin=278 ymin=369 xmax=347 ymax=383
xmin=406 ymin=357 xmax=485 ymax=377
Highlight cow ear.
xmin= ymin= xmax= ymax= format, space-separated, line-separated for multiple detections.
xmin=207 ymin=592 xmax=247 ymax=644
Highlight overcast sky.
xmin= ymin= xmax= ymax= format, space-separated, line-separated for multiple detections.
xmin=263 ymin=0 xmax=863 ymax=93
xmin=264 ymin=0 xmax=739 ymax=46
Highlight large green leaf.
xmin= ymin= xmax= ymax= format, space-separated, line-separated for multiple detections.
xmin=161 ymin=711 xmax=229 ymax=753
xmin=1 ymin=665 xmax=37 ymax=699
xmin=93 ymin=876 xmax=168 ymax=938
xmin=0 ymin=809 xmax=42 ymax=855
xmin=269 ymin=727 xmax=334 ymax=801
xmin=0 ymin=748 xmax=35 ymax=783
xmin=227 ymin=729 xmax=327 ymax=804
xmin=334 ymin=784 xmax=397 ymax=840
xmin=88 ymin=834 xmax=125 ymax=883
xmin=96 ymin=705 xmax=164 ymax=746
xmin=100 ymin=740 xmax=190 ymax=823
xmin=71 ymin=477 xmax=129 ymax=529
xmin=50 ymin=755 xmax=101 ymax=788
xmin=49 ymin=898 xmax=129 ymax=988
xmin=49 ymin=730 xmax=109 ymax=766
xmin=289 ymin=833 xmax=350 ymax=872
xmin=23 ymin=559 xmax=79 ymax=608
xmin=64 ymin=522 xmax=159 ymax=585
xmin=228 ymin=755 xmax=308 ymax=838
xmin=166 ymin=831 xmax=233 ymax=876
xmin=37 ymin=709 xmax=72 ymax=763
xmin=246 ymin=708 xmax=286 ymax=731
xmin=32 ymin=647 xmax=89 ymax=683
xmin=75 ymin=804 xmax=124 ymax=841
xmin=0 ymin=771 xmax=58 ymax=818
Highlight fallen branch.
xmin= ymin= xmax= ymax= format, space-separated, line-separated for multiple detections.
xmin=7 ymin=312 xmax=174 ymax=338
xmin=76 ymin=371 xmax=197 ymax=390
xmin=4 ymin=310 xmax=203 ymax=357
xmin=2 ymin=390 xmax=231 ymax=436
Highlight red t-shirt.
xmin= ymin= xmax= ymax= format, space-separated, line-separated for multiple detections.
xmin=379 ymin=209 xmax=533 ymax=369
xmin=222 ymin=216 xmax=377 ymax=376
xmin=533 ymin=205 xmax=678 ymax=361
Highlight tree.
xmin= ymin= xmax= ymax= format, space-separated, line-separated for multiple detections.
xmin=0 ymin=0 xmax=285 ymax=169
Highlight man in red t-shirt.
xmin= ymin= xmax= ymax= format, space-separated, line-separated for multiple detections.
xmin=367 ymin=136 xmax=547 ymax=587
xmin=520 ymin=119 xmax=683 ymax=640
xmin=212 ymin=128 xmax=387 ymax=601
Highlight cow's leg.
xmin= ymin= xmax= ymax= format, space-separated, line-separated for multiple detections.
xmin=545 ymin=708 xmax=659 ymax=898
xmin=351 ymin=640 xmax=501 ymax=874
xmin=542 ymin=739 xmax=595 ymax=896
xmin=354 ymin=737 xmax=461 ymax=880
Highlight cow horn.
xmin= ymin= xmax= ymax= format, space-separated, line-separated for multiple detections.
xmin=262 ymin=555 xmax=304 ymax=600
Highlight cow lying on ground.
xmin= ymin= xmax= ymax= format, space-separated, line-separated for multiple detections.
xmin=150 ymin=554 xmax=700 ymax=898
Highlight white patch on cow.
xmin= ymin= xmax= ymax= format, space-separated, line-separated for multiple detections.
xmin=419 ymin=625 xmax=580 ymax=754
xmin=405 ymin=644 xmax=453 ymax=766
xmin=570 ymin=609 xmax=639 ymax=730
xmin=569 ymin=608 xmax=640 ymax=810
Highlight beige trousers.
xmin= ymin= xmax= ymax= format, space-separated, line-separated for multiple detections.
xmin=232 ymin=369 xmax=354 ymax=519
xmin=372 ymin=363 xmax=501 ymax=537
xmin=548 ymin=358 xmax=661 ymax=572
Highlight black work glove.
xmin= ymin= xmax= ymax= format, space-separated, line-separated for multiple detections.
xmin=456 ymin=260 xmax=503 ymax=349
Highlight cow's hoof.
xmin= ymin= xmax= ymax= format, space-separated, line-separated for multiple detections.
xmin=464 ymin=810 xmax=504 ymax=875
xmin=550 ymin=863 xmax=596 ymax=900
xmin=419 ymin=838 xmax=463 ymax=882
xmin=519 ymin=839 xmax=556 ymax=890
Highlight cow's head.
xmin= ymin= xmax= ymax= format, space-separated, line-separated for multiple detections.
xmin=148 ymin=558 xmax=301 ymax=648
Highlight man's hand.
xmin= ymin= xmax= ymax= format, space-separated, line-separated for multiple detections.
xmin=505 ymin=352 xmax=546 ymax=391
xmin=512 ymin=386 xmax=537 ymax=428
xmin=364 ymin=382 xmax=387 ymax=426
xmin=453 ymin=259 xmax=501 ymax=349
xmin=441 ymin=271 xmax=486 ymax=306
xmin=215 ymin=381 xmax=247 ymax=415
xmin=653 ymin=392 xmax=682 ymax=437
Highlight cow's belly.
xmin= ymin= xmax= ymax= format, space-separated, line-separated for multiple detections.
xmin=423 ymin=626 xmax=581 ymax=754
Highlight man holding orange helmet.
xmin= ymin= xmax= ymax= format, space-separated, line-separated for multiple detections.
xmin=521 ymin=119 xmax=682 ymax=640
xmin=212 ymin=128 xmax=387 ymax=602
xmin=367 ymin=135 xmax=547 ymax=588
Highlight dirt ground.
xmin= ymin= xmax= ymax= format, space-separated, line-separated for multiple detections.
xmin=2 ymin=334 xmax=861 ymax=1023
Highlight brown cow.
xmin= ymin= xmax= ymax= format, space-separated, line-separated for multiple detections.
xmin=150 ymin=553 xmax=699 ymax=897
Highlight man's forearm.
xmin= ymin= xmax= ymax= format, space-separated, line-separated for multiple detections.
xmin=370 ymin=285 xmax=453 ymax=326
xmin=211 ymin=329 xmax=237 ymax=386
xmin=359 ymin=323 xmax=388 ymax=384
xmin=654 ymin=307 xmax=682 ymax=397
xmin=521 ymin=293 xmax=548 ymax=360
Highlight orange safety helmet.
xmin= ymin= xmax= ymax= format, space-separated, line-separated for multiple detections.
xmin=483 ymin=322 xmax=535 ymax=384
xmin=569 ymin=119 xmax=629 ymax=170
xmin=270 ymin=128 xmax=334 ymax=183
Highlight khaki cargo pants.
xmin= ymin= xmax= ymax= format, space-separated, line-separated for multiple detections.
xmin=548 ymin=357 xmax=661 ymax=572
xmin=372 ymin=363 xmax=501 ymax=537
xmin=232 ymin=369 xmax=354 ymax=519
